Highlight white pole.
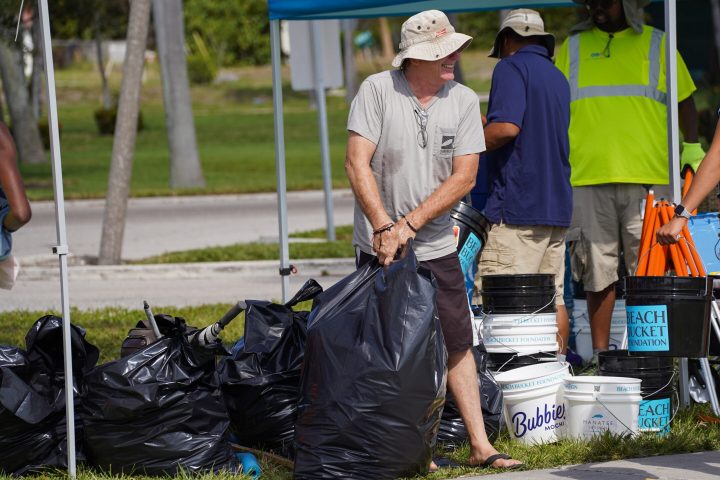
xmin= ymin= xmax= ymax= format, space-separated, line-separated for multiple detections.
xmin=310 ymin=21 xmax=336 ymax=242
xmin=37 ymin=0 xmax=76 ymax=477
xmin=665 ymin=0 xmax=681 ymax=204
xmin=664 ymin=0 xmax=690 ymax=408
xmin=271 ymin=19 xmax=291 ymax=303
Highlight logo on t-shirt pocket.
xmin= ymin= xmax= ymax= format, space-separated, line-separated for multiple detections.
xmin=441 ymin=135 xmax=455 ymax=150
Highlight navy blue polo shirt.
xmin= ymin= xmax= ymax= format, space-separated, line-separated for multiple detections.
xmin=483 ymin=45 xmax=572 ymax=227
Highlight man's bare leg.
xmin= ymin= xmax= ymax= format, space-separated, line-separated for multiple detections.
xmin=447 ymin=349 xmax=522 ymax=468
xmin=587 ymin=284 xmax=615 ymax=351
xmin=556 ymin=304 xmax=569 ymax=354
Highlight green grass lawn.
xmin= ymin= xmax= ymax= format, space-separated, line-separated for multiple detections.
xmin=134 ymin=225 xmax=355 ymax=263
xmin=21 ymin=56 xmax=494 ymax=201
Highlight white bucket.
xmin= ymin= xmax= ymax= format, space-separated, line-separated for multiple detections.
xmin=495 ymin=362 xmax=570 ymax=444
xmin=563 ymin=376 xmax=641 ymax=440
xmin=481 ymin=313 xmax=557 ymax=328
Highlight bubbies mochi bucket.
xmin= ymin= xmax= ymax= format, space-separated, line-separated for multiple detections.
xmin=494 ymin=362 xmax=570 ymax=444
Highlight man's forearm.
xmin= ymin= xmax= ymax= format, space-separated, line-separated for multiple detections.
xmin=407 ymin=156 xmax=478 ymax=230
xmin=484 ymin=122 xmax=520 ymax=151
xmin=345 ymin=134 xmax=391 ymax=229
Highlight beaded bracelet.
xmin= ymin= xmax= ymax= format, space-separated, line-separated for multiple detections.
xmin=401 ymin=215 xmax=418 ymax=233
xmin=372 ymin=222 xmax=394 ymax=235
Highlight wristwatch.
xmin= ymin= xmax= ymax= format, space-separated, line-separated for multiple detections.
xmin=674 ymin=204 xmax=693 ymax=219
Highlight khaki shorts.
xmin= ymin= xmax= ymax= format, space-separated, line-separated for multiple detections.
xmin=569 ymin=184 xmax=671 ymax=292
xmin=477 ymin=223 xmax=568 ymax=306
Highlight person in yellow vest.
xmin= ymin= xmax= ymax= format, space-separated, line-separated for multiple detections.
xmin=555 ymin=0 xmax=703 ymax=357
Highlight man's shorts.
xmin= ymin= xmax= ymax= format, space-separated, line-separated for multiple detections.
xmin=569 ymin=184 xmax=669 ymax=292
xmin=477 ymin=223 xmax=567 ymax=306
xmin=356 ymin=249 xmax=473 ymax=354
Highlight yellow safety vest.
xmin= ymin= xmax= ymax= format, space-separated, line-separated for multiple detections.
xmin=555 ymin=26 xmax=696 ymax=186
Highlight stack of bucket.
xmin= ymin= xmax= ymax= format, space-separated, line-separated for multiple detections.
xmin=480 ymin=274 xmax=558 ymax=371
xmin=573 ymin=299 xmax=628 ymax=363
xmin=598 ymin=350 xmax=676 ymax=436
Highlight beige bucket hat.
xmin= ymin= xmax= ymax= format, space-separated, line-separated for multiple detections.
xmin=392 ymin=10 xmax=473 ymax=68
xmin=489 ymin=9 xmax=555 ymax=58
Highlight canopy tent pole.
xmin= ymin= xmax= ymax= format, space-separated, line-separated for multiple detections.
xmin=663 ymin=0 xmax=690 ymax=408
xmin=37 ymin=0 xmax=76 ymax=476
xmin=310 ymin=21 xmax=336 ymax=242
xmin=271 ymin=19 xmax=291 ymax=303
xmin=665 ymin=0 xmax=681 ymax=204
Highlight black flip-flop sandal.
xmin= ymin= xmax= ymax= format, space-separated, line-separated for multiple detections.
xmin=481 ymin=453 xmax=523 ymax=469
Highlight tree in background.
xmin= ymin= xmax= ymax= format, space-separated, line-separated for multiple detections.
xmin=0 ymin=39 xmax=45 ymax=164
xmin=152 ymin=0 xmax=204 ymax=189
xmin=99 ymin=0 xmax=152 ymax=265
xmin=184 ymin=0 xmax=269 ymax=66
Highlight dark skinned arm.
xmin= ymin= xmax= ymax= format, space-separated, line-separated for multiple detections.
xmin=678 ymin=96 xmax=699 ymax=143
xmin=0 ymin=123 xmax=31 ymax=232
xmin=484 ymin=122 xmax=520 ymax=152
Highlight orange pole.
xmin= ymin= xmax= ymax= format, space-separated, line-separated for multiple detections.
xmin=659 ymin=206 xmax=686 ymax=276
xmin=647 ymin=210 xmax=667 ymax=276
xmin=682 ymin=170 xmax=698 ymax=216
xmin=636 ymin=206 xmax=657 ymax=276
xmin=639 ymin=191 xmax=655 ymax=250
xmin=682 ymin=224 xmax=706 ymax=276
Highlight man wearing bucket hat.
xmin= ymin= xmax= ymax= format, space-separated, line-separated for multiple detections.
xmin=346 ymin=9 xmax=522 ymax=471
xmin=478 ymin=9 xmax=572 ymax=353
xmin=555 ymin=0 xmax=701 ymax=356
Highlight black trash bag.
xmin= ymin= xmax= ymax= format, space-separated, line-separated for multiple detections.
xmin=82 ymin=315 xmax=237 ymax=475
xmin=437 ymin=343 xmax=504 ymax=448
xmin=293 ymin=244 xmax=447 ymax=480
xmin=219 ymin=279 xmax=322 ymax=458
xmin=0 ymin=315 xmax=99 ymax=475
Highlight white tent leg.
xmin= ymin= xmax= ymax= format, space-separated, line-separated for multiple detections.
xmin=665 ymin=0 xmax=681 ymax=203
xmin=38 ymin=0 xmax=76 ymax=477
xmin=310 ymin=21 xmax=336 ymax=242
xmin=271 ymin=19 xmax=291 ymax=303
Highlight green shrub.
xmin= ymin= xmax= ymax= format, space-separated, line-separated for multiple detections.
xmin=93 ymin=106 xmax=145 ymax=136
xmin=187 ymin=54 xmax=217 ymax=85
xmin=37 ymin=118 xmax=61 ymax=150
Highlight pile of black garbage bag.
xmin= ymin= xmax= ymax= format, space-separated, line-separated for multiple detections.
xmin=219 ymin=279 xmax=323 ymax=459
xmin=294 ymin=244 xmax=448 ymax=479
xmin=0 ymin=314 xmax=239 ymax=476
xmin=82 ymin=314 xmax=237 ymax=475
xmin=0 ymin=315 xmax=98 ymax=475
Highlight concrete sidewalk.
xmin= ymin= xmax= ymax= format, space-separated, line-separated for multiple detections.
xmin=459 ymin=450 xmax=720 ymax=480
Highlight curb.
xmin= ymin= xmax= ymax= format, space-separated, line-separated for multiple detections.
xmin=17 ymin=258 xmax=356 ymax=281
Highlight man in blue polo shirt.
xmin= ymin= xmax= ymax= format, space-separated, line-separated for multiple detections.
xmin=478 ymin=9 xmax=572 ymax=352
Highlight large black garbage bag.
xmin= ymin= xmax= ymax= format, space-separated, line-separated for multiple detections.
xmin=219 ymin=279 xmax=322 ymax=458
xmin=437 ymin=343 xmax=504 ymax=448
xmin=293 ymin=244 xmax=447 ymax=480
xmin=0 ymin=315 xmax=99 ymax=475
xmin=82 ymin=315 xmax=236 ymax=475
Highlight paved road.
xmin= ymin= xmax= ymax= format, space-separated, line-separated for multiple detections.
xmin=13 ymin=189 xmax=356 ymax=262
xmin=1 ymin=190 xmax=356 ymax=312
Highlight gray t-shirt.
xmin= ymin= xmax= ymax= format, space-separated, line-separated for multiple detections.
xmin=347 ymin=70 xmax=485 ymax=261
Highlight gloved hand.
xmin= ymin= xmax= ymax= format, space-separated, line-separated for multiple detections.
xmin=681 ymin=142 xmax=706 ymax=173
xmin=235 ymin=452 xmax=262 ymax=479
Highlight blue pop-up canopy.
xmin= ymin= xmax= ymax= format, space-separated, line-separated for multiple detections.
xmin=268 ymin=0 xmax=576 ymax=19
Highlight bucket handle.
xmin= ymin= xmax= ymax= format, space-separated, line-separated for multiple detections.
xmin=640 ymin=370 xmax=677 ymax=401
xmin=593 ymin=394 xmax=638 ymax=436
xmin=480 ymin=291 xmax=558 ymax=327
